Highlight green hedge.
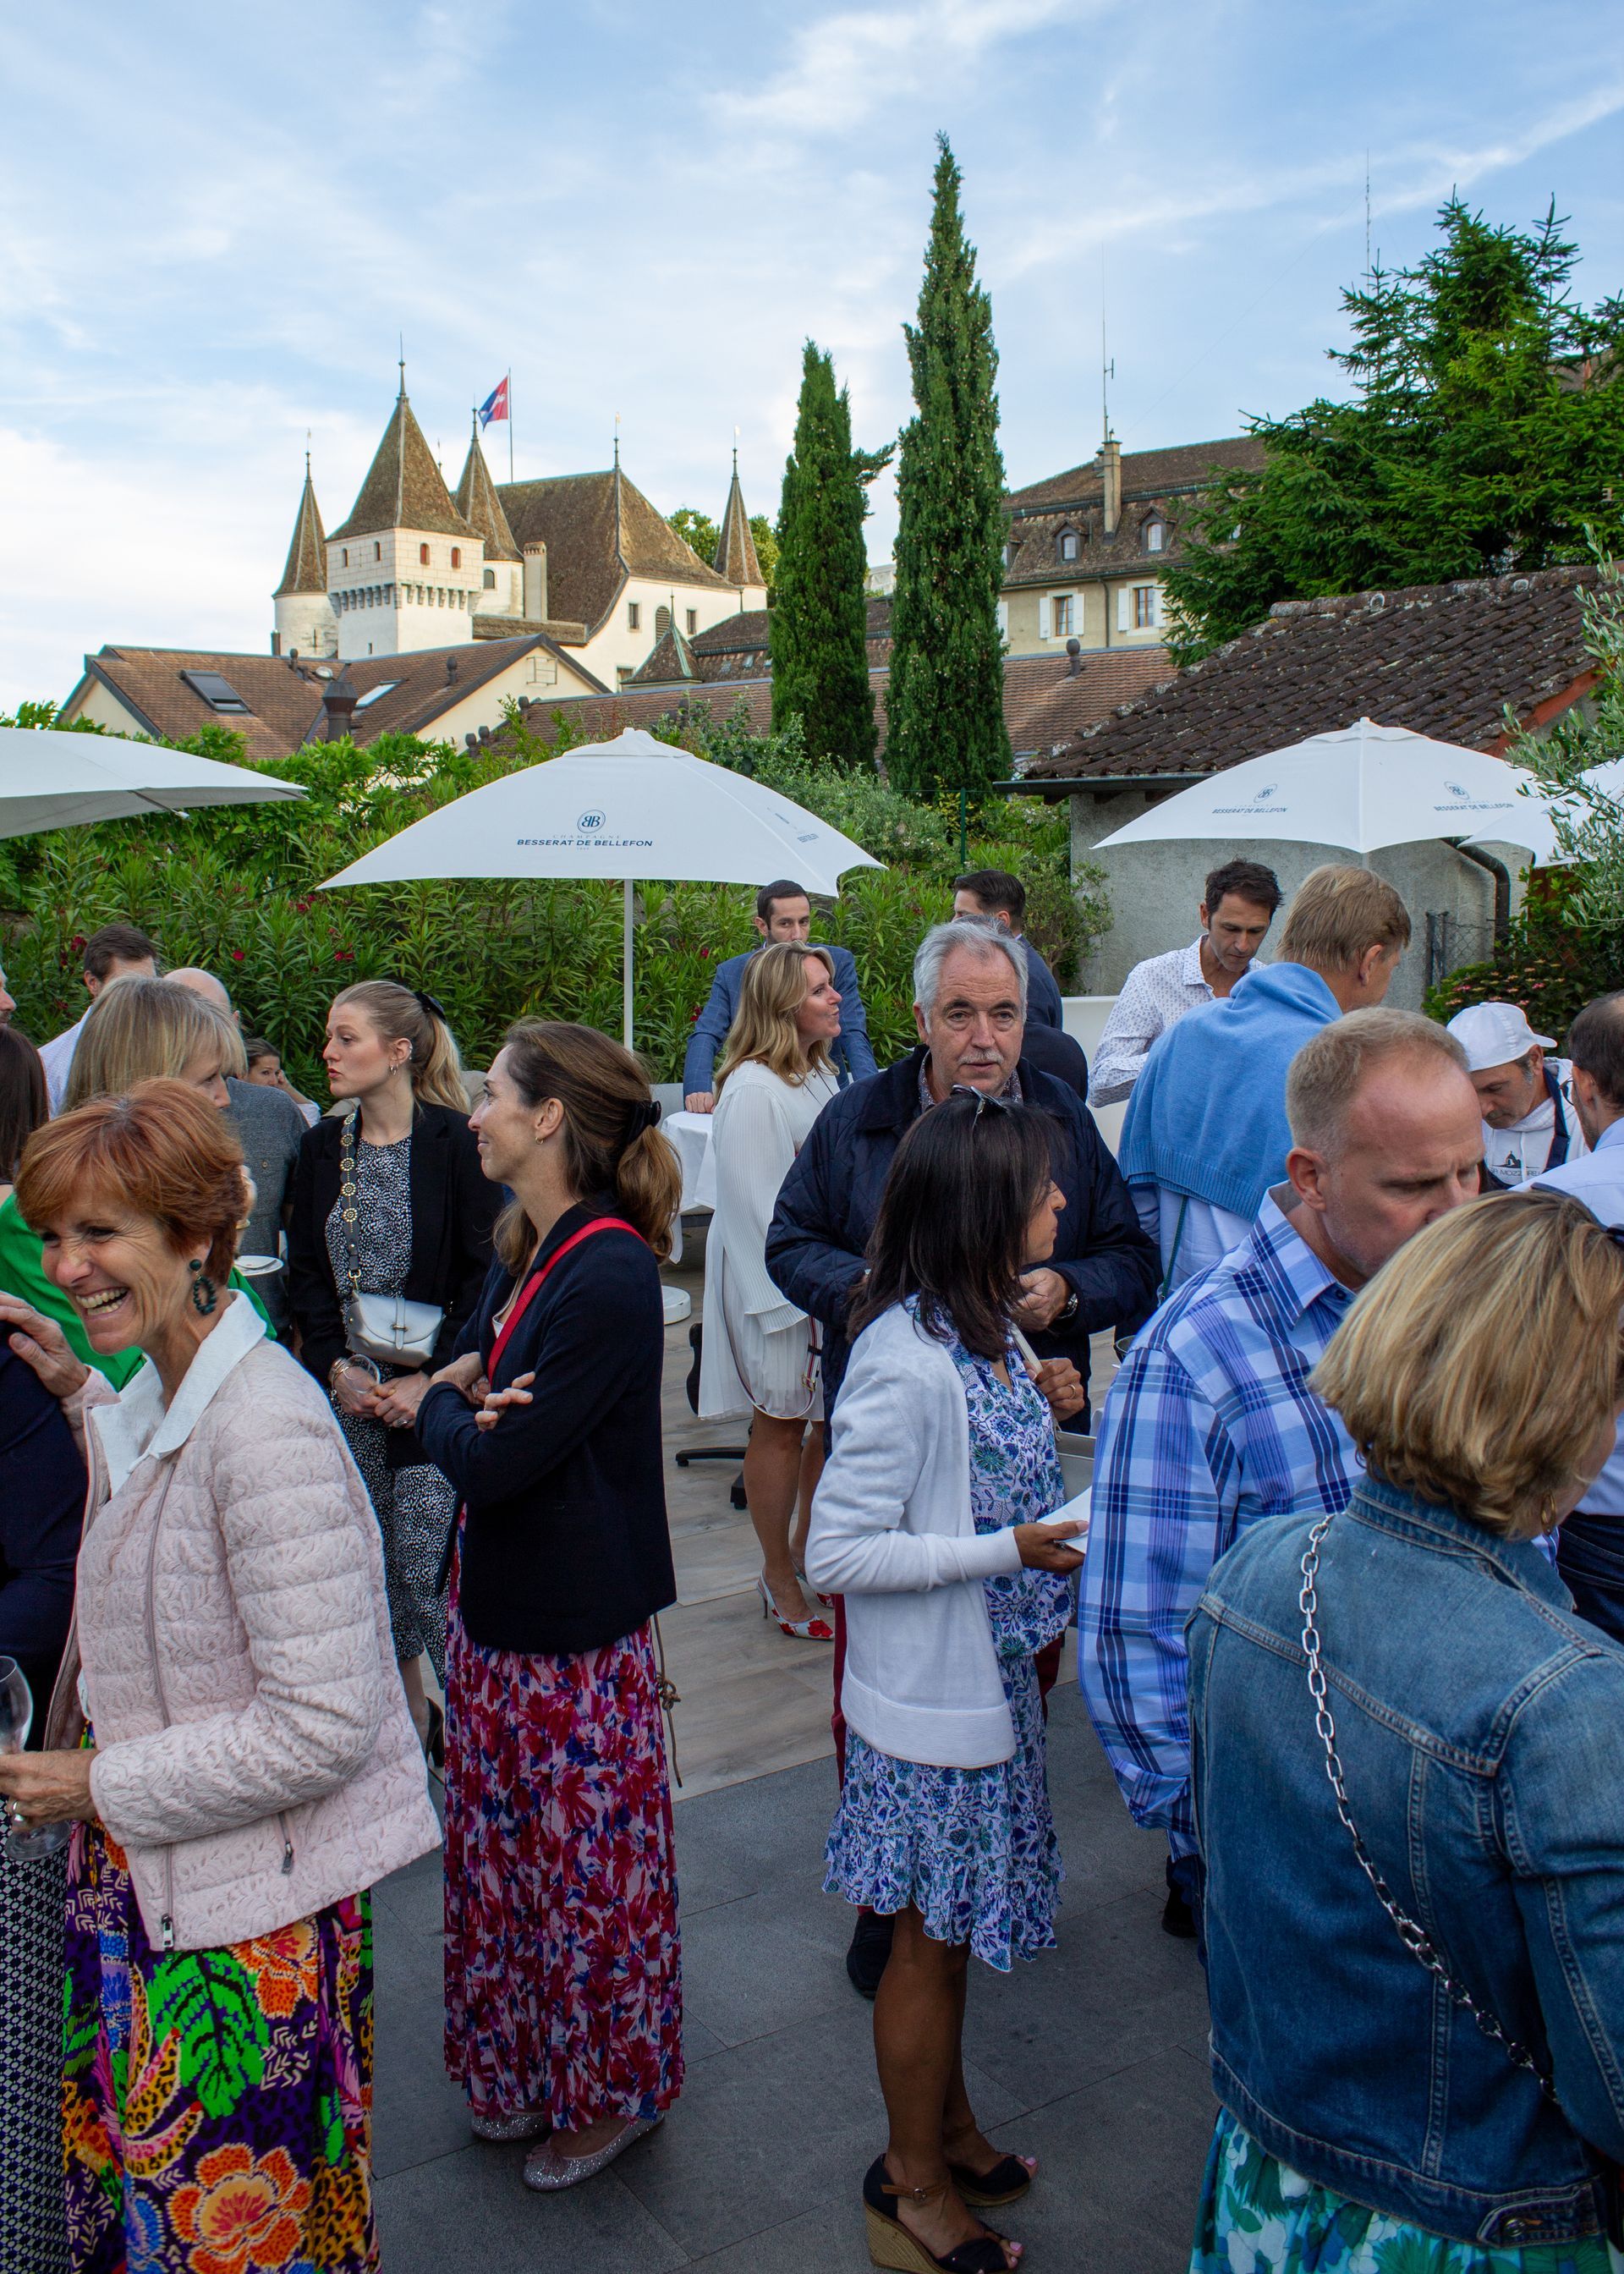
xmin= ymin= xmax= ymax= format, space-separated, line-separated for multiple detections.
xmin=0 ymin=703 xmax=1110 ymax=1091
xmin=1423 ymin=873 xmax=1624 ymax=1036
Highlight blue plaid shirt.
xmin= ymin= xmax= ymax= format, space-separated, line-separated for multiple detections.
xmin=1078 ymin=1191 xmax=1357 ymax=1856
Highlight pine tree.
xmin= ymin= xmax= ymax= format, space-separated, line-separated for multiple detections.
xmin=771 ymin=343 xmax=887 ymax=767
xmin=886 ymin=135 xmax=1010 ymax=806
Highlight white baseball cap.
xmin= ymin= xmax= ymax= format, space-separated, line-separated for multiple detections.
xmin=1446 ymin=1000 xmax=1555 ymax=1074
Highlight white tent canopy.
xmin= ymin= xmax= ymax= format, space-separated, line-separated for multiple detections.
xmin=0 ymin=724 xmax=304 ymax=838
xmin=1094 ymin=717 xmax=1550 ymax=858
xmin=321 ymin=728 xmax=884 ymax=1044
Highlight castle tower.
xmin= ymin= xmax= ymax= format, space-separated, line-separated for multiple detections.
xmin=454 ymin=416 xmax=524 ymax=623
xmin=714 ymin=448 xmax=768 ymax=609
xmin=326 ymin=372 xmax=483 ymax=659
xmin=272 ymin=457 xmax=337 ymax=658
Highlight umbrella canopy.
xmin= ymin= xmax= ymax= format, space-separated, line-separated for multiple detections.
xmin=1466 ymin=755 xmax=1624 ymax=868
xmin=1094 ymin=717 xmax=1548 ymax=858
xmin=320 ymin=728 xmax=884 ymax=1045
xmin=0 ymin=724 xmax=304 ymax=838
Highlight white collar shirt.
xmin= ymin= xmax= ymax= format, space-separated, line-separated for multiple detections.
xmin=1088 ymin=941 xmax=1219 ymax=1108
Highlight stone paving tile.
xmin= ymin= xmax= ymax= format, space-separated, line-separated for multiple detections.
xmin=376 ymin=2142 xmax=687 ymax=2274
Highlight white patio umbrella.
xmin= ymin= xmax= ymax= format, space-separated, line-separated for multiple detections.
xmin=320 ymin=728 xmax=884 ymax=1046
xmin=0 ymin=724 xmax=305 ymax=835
xmin=1467 ymin=756 xmax=1624 ymax=869
xmin=1094 ymin=717 xmax=1549 ymax=857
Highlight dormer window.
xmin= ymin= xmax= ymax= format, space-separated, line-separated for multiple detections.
xmin=1057 ymin=528 xmax=1079 ymax=563
xmin=1003 ymin=539 xmax=1018 ymax=568
xmin=1144 ymin=519 xmax=1166 ymax=553
xmin=451 ymin=547 xmax=462 ymax=569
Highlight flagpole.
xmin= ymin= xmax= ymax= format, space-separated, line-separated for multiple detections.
xmin=508 ymin=368 xmax=513 ymax=483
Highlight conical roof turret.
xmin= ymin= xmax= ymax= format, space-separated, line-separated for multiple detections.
xmin=331 ymin=378 xmax=472 ymax=542
xmin=274 ymin=459 xmax=328 ymax=596
xmin=714 ymin=451 xmax=764 ymax=590
xmin=453 ymin=418 xmax=521 ymax=563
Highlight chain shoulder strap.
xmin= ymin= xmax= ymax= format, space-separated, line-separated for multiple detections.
xmin=1298 ymin=1510 xmax=1556 ymax=2098
xmin=337 ymin=1110 xmax=365 ymax=1300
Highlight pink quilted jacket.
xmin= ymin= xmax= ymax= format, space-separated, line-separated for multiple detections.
xmin=52 ymin=1305 xmax=440 ymax=1951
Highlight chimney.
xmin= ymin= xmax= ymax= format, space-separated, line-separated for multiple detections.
xmin=321 ymin=667 xmax=358 ymax=743
xmin=446 ymin=654 xmax=459 ymax=685
xmin=1066 ymin=636 xmax=1083 ymax=677
xmin=524 ymin=539 xmax=548 ymax=623
xmin=1100 ymin=437 xmax=1122 ymax=537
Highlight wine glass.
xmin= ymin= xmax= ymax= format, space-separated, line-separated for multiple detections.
xmin=0 ymin=1657 xmax=73 ymax=1861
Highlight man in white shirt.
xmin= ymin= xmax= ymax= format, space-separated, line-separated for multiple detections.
xmin=1531 ymin=991 xmax=1624 ymax=1640
xmin=1446 ymin=999 xmax=1588 ymax=1184
xmin=39 ymin=921 xmax=160 ymax=1112
xmin=1089 ymin=859 xmax=1281 ymax=1106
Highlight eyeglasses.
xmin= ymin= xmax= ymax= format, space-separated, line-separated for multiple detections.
xmin=948 ymin=1084 xmax=1012 ymax=1121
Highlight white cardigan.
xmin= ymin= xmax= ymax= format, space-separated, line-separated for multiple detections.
xmin=804 ymin=1303 xmax=1022 ymax=1769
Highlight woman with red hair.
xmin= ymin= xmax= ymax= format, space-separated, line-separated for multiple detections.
xmin=0 ymin=1079 xmax=438 ymax=2273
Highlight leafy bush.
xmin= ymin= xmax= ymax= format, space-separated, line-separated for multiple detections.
xmin=0 ymin=700 xmax=1111 ymax=1089
xmin=1422 ymin=872 xmax=1624 ymax=1035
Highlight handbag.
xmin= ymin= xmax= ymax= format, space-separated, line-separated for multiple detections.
xmin=336 ymin=1110 xmax=444 ymax=1370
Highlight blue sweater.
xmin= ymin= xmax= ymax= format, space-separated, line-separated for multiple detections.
xmin=1116 ymin=961 xmax=1341 ymax=1220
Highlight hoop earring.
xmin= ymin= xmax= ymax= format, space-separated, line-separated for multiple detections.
xmin=189 ymin=1260 xmax=218 ymax=1317
xmin=1539 ymin=1495 xmax=1561 ymax=1535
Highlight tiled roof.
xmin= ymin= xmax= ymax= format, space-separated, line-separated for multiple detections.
xmin=1003 ymin=649 xmax=1174 ymax=760
xmin=1022 ymin=567 xmax=1602 ymax=783
xmin=453 ymin=422 xmax=521 ymax=563
xmin=67 ymin=637 xmax=586 ymax=761
xmin=330 ymin=389 xmax=473 ymax=543
xmin=1006 ymin=435 xmax=1265 ymax=514
xmin=632 ymin=599 xmax=892 ymax=688
xmin=497 ymin=468 xmax=733 ymax=635
xmin=498 ymin=681 xmax=781 ymax=750
xmin=273 ymin=464 xmax=327 ymax=597
xmin=1003 ymin=499 xmax=1204 ymax=588
xmin=630 ymin=622 xmax=700 ymax=686
xmin=714 ymin=461 xmax=764 ymax=590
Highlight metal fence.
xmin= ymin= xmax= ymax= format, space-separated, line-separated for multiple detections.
xmin=1425 ymin=910 xmax=1498 ymax=989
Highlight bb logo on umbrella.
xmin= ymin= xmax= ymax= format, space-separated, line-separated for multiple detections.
xmin=578 ymin=810 xmax=605 ymax=831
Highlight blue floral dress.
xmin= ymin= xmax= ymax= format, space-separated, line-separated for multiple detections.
xmin=1191 ymin=2109 xmax=1624 ymax=2274
xmin=823 ymin=1324 xmax=1069 ymax=1971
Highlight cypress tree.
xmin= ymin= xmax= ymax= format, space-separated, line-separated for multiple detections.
xmin=771 ymin=342 xmax=885 ymax=768
xmin=886 ymin=135 xmax=1010 ymax=806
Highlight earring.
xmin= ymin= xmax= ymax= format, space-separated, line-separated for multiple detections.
xmin=189 ymin=1259 xmax=218 ymax=1317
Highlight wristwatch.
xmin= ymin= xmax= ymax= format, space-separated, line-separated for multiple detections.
xmin=1056 ymin=1286 xmax=1079 ymax=1326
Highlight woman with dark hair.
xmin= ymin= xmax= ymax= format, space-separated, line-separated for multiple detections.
xmin=288 ymin=980 xmax=498 ymax=1749
xmin=806 ymin=1094 xmax=1085 ymax=2274
xmin=418 ymin=1020 xmax=686 ymax=2194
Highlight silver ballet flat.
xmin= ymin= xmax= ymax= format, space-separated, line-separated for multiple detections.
xmin=471 ymin=2107 xmax=549 ymax=2142
xmin=522 ymin=2115 xmax=661 ymax=2191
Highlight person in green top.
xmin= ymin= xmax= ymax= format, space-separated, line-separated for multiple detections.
xmin=1 ymin=980 xmax=272 ymax=1381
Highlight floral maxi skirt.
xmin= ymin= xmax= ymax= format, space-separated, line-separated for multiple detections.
xmin=63 ymin=1824 xmax=376 ymax=2273
xmin=442 ymin=1612 xmax=683 ymax=2128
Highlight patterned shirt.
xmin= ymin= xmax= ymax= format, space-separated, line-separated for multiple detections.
xmin=1078 ymin=1191 xmax=1357 ymax=1855
xmin=1088 ymin=940 xmax=1215 ymax=1107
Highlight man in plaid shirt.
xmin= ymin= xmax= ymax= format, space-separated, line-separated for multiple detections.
xmin=1078 ymin=1010 xmax=1485 ymax=1941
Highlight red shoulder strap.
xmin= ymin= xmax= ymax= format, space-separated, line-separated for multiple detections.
xmin=488 ymin=1216 xmax=643 ymax=1372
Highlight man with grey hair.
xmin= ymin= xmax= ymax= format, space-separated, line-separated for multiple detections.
xmin=1079 ymin=1008 xmax=1484 ymax=1942
xmin=171 ymin=965 xmax=305 ymax=1334
xmin=767 ymin=918 xmax=1155 ymax=1425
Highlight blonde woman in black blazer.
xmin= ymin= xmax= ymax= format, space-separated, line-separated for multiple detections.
xmin=288 ymin=982 xmax=498 ymax=1751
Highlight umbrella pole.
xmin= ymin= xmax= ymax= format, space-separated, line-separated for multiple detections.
xmin=622 ymin=877 xmax=634 ymax=1049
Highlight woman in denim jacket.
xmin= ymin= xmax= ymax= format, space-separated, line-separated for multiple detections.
xmin=1188 ymin=1189 xmax=1624 ymax=2267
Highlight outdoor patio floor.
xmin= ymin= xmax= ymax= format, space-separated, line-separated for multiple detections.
xmin=372 ymin=1224 xmax=1215 ymax=2271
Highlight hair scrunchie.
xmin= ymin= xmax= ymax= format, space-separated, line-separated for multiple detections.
xmin=623 ymin=1096 xmax=662 ymax=1142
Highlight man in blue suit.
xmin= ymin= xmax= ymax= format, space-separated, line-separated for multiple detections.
xmin=682 ymin=878 xmax=878 ymax=1111
xmin=952 ymin=866 xmax=1065 ymax=1028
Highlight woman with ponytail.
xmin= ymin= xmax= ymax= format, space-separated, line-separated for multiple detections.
xmin=417 ymin=1020 xmax=685 ymax=2195
xmin=287 ymin=981 xmax=498 ymax=1754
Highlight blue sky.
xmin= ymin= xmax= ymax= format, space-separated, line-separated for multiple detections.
xmin=2 ymin=0 xmax=1620 ymax=708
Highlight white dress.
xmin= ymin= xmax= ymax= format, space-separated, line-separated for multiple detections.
xmin=698 ymin=1059 xmax=841 ymax=1420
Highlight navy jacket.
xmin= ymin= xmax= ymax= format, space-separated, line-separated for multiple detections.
xmin=417 ymin=1198 xmax=676 ymax=1656
xmin=765 ymin=1047 xmax=1156 ymax=1422
xmin=683 ymin=942 xmax=877 ymax=1096
xmin=0 ymin=1343 xmax=85 ymax=1733
xmin=1193 ymin=1473 xmax=1624 ymax=2246
xmin=1019 ymin=936 xmax=1066 ymax=1030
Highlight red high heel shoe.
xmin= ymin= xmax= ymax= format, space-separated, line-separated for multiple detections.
xmin=756 ymin=1574 xmax=834 ymax=1641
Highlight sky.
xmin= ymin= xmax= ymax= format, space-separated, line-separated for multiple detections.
xmin=1 ymin=0 xmax=1621 ymax=710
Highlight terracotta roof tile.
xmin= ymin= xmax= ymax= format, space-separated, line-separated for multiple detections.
xmin=272 ymin=464 xmax=327 ymax=597
xmin=497 ymin=467 xmax=733 ymax=636
xmin=1022 ymin=567 xmax=1601 ymax=782
xmin=330 ymin=390 xmax=473 ymax=543
xmin=453 ymin=422 xmax=521 ymax=563
xmin=1006 ymin=435 xmax=1265 ymax=514
xmin=1002 ymin=649 xmax=1174 ymax=759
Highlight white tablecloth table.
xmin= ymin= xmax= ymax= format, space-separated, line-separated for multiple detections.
xmin=665 ymin=1108 xmax=718 ymax=1213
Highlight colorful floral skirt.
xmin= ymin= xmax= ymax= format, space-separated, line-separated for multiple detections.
xmin=1191 ymin=2108 xmax=1624 ymax=2273
xmin=63 ymin=1824 xmax=376 ymax=2274
xmin=823 ymin=1649 xmax=1060 ymax=1973
xmin=442 ymin=1610 xmax=683 ymax=2128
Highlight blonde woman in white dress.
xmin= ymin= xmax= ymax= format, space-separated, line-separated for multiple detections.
xmin=700 ymin=943 xmax=843 ymax=1640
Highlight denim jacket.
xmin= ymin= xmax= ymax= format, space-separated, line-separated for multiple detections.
xmin=1188 ymin=1473 xmax=1624 ymax=2248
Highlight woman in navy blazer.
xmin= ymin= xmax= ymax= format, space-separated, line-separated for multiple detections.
xmin=419 ymin=1019 xmax=686 ymax=2195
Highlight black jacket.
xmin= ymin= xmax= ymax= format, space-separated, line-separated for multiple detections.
xmin=287 ymin=1102 xmax=500 ymax=1461
xmin=416 ymin=1199 xmax=676 ymax=1656
xmin=0 ymin=1343 xmax=85 ymax=1733
xmin=765 ymin=1047 xmax=1157 ymax=1424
